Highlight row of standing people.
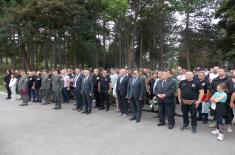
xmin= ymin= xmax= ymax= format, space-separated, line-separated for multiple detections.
xmin=3 ymin=67 xmax=235 ymax=141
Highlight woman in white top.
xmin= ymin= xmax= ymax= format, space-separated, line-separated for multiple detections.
xmin=9 ymin=74 xmax=17 ymax=100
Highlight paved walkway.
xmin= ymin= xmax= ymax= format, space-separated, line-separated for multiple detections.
xmin=0 ymin=95 xmax=234 ymax=155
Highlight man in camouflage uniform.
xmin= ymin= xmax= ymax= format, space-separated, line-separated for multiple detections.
xmin=18 ymin=70 xmax=29 ymax=106
xmin=52 ymin=70 xmax=63 ymax=110
xmin=40 ymin=70 xmax=51 ymax=105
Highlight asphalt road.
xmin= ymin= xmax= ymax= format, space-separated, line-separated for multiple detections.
xmin=0 ymin=96 xmax=234 ymax=155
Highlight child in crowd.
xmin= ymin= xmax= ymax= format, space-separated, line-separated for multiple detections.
xmin=210 ymin=83 xmax=227 ymax=141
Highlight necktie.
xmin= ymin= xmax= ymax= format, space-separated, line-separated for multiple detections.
xmin=74 ymin=75 xmax=78 ymax=87
xmin=132 ymin=77 xmax=137 ymax=85
xmin=162 ymin=80 xmax=165 ymax=88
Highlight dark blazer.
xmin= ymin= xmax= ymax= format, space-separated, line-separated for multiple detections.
xmin=116 ymin=76 xmax=129 ymax=96
xmin=127 ymin=77 xmax=146 ymax=99
xmin=75 ymin=73 xmax=84 ymax=92
xmin=154 ymin=78 xmax=176 ymax=103
xmin=81 ymin=75 xmax=94 ymax=95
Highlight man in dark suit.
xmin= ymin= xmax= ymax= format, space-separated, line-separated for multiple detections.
xmin=73 ymin=68 xmax=84 ymax=111
xmin=127 ymin=70 xmax=146 ymax=123
xmin=116 ymin=68 xmax=129 ymax=117
xmin=81 ymin=69 xmax=94 ymax=114
xmin=154 ymin=70 xmax=176 ymax=129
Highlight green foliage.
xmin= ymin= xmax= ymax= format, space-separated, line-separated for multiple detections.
xmin=216 ymin=0 xmax=235 ymax=61
xmin=0 ymin=0 xmax=233 ymax=69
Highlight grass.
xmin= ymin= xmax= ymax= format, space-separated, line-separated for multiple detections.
xmin=0 ymin=73 xmax=6 ymax=92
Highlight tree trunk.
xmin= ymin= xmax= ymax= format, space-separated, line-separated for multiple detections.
xmin=185 ymin=0 xmax=191 ymax=70
xmin=102 ymin=19 xmax=106 ymax=67
xmin=139 ymin=30 xmax=143 ymax=68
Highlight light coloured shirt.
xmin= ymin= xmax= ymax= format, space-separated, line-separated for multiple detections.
xmin=62 ymin=74 xmax=70 ymax=88
xmin=209 ymin=73 xmax=218 ymax=83
xmin=9 ymin=78 xmax=17 ymax=88
xmin=110 ymin=73 xmax=118 ymax=88
xmin=177 ymin=74 xmax=186 ymax=81
xmin=212 ymin=91 xmax=227 ymax=103
xmin=153 ymin=78 xmax=160 ymax=94
xmin=73 ymin=74 xmax=81 ymax=87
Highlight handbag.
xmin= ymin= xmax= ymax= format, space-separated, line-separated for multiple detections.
xmin=181 ymin=99 xmax=196 ymax=105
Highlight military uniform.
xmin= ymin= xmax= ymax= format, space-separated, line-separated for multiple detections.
xmin=52 ymin=74 xmax=63 ymax=109
xmin=99 ymin=75 xmax=111 ymax=111
xmin=18 ymin=76 xmax=29 ymax=106
xmin=93 ymin=75 xmax=101 ymax=107
xmin=34 ymin=75 xmax=42 ymax=102
xmin=28 ymin=76 xmax=35 ymax=101
xmin=41 ymin=75 xmax=51 ymax=104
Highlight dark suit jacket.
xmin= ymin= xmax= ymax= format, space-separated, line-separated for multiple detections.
xmin=127 ymin=77 xmax=146 ymax=99
xmin=81 ymin=75 xmax=94 ymax=95
xmin=75 ymin=73 xmax=84 ymax=92
xmin=116 ymin=76 xmax=129 ymax=96
xmin=154 ymin=78 xmax=176 ymax=103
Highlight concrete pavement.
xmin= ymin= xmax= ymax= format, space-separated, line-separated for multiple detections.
xmin=0 ymin=95 xmax=234 ymax=155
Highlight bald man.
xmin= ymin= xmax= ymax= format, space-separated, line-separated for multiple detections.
xmin=178 ymin=71 xmax=204 ymax=133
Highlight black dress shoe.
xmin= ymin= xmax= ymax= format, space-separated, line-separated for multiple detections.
xmin=129 ymin=117 xmax=136 ymax=121
xmin=136 ymin=118 xmax=140 ymax=123
xmin=168 ymin=125 xmax=174 ymax=129
xmin=197 ymin=117 xmax=203 ymax=121
xmin=86 ymin=111 xmax=91 ymax=114
xmin=81 ymin=111 xmax=88 ymax=114
xmin=181 ymin=125 xmax=189 ymax=130
xmin=192 ymin=126 xmax=197 ymax=134
xmin=99 ymin=107 xmax=105 ymax=110
xmin=105 ymin=108 xmax=109 ymax=111
xmin=157 ymin=123 xmax=165 ymax=126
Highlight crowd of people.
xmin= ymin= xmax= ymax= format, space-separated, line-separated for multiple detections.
xmin=2 ymin=66 xmax=235 ymax=141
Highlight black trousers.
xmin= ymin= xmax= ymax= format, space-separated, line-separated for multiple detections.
xmin=100 ymin=91 xmax=110 ymax=108
xmin=159 ymin=102 xmax=175 ymax=125
xmin=83 ymin=94 xmax=92 ymax=112
xmin=224 ymin=103 xmax=234 ymax=125
xmin=197 ymin=103 xmax=208 ymax=121
xmin=5 ymin=84 xmax=11 ymax=98
xmin=118 ymin=95 xmax=128 ymax=114
xmin=74 ymin=89 xmax=83 ymax=109
xmin=130 ymin=97 xmax=143 ymax=119
xmin=181 ymin=104 xmax=197 ymax=127
xmin=94 ymin=89 xmax=101 ymax=107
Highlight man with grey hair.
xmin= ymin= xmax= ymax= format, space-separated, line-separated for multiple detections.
xmin=81 ymin=69 xmax=94 ymax=114
xmin=116 ymin=68 xmax=129 ymax=117
xmin=73 ymin=68 xmax=84 ymax=111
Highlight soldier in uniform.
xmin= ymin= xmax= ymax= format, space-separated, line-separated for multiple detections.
xmin=52 ymin=70 xmax=63 ymax=110
xmin=34 ymin=71 xmax=42 ymax=102
xmin=93 ymin=68 xmax=101 ymax=108
xmin=18 ymin=70 xmax=29 ymax=106
xmin=28 ymin=71 xmax=35 ymax=101
xmin=40 ymin=70 xmax=51 ymax=105
xmin=98 ymin=70 xmax=112 ymax=111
